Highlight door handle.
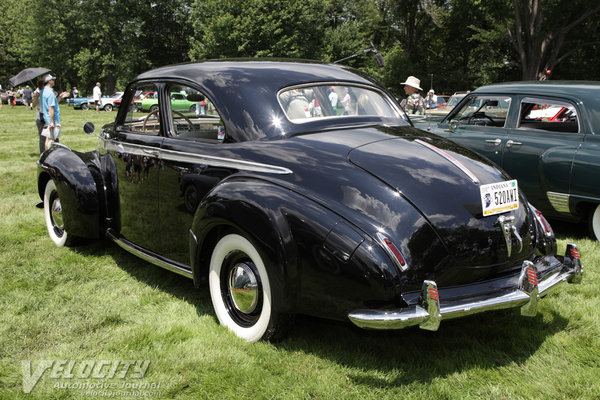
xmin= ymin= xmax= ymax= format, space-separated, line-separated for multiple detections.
xmin=485 ymin=139 xmax=502 ymax=146
xmin=506 ymin=140 xmax=522 ymax=148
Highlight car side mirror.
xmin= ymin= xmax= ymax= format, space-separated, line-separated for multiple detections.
xmin=83 ymin=122 xmax=95 ymax=135
xmin=449 ymin=120 xmax=457 ymax=133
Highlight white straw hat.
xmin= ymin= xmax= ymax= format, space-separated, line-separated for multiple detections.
xmin=401 ymin=76 xmax=422 ymax=91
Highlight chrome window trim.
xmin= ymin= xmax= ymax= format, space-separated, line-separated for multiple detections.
xmin=101 ymin=138 xmax=293 ymax=175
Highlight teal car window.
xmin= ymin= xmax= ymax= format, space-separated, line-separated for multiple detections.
xmin=452 ymin=96 xmax=511 ymax=128
xmin=518 ymin=97 xmax=579 ymax=134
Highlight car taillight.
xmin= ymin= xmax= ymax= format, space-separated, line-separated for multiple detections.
xmin=377 ymin=233 xmax=407 ymax=271
xmin=531 ymin=205 xmax=553 ymax=237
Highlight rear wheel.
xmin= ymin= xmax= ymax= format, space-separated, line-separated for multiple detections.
xmin=103 ymin=104 xmax=113 ymax=112
xmin=81 ymin=103 xmax=89 ymax=111
xmin=589 ymin=204 xmax=600 ymax=241
xmin=208 ymin=233 xmax=282 ymax=342
xmin=43 ymin=180 xmax=73 ymax=246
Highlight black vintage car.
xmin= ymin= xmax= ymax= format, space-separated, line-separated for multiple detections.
xmin=37 ymin=61 xmax=582 ymax=342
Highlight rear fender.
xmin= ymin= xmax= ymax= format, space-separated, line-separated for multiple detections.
xmin=190 ymin=178 xmax=403 ymax=318
xmin=37 ymin=146 xmax=101 ymax=239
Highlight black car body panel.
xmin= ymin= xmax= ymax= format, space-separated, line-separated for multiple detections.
xmin=37 ymin=61 xmax=583 ymax=340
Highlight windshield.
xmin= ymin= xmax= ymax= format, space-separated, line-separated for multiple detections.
xmin=278 ymin=84 xmax=403 ymax=123
xmin=447 ymin=94 xmax=465 ymax=107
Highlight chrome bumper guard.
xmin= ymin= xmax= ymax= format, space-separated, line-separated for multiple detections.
xmin=349 ymin=243 xmax=583 ymax=331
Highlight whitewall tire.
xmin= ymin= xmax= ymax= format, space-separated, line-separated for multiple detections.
xmin=44 ymin=179 xmax=71 ymax=246
xmin=209 ymin=233 xmax=276 ymax=342
xmin=590 ymin=204 xmax=600 ymax=241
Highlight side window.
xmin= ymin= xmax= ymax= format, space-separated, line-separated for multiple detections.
xmin=120 ymin=83 xmax=160 ymax=134
xmin=518 ymin=98 xmax=579 ymax=133
xmin=166 ymin=83 xmax=224 ymax=142
xmin=452 ymin=96 xmax=511 ymax=127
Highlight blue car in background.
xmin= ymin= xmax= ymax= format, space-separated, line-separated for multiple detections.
xmin=66 ymin=96 xmax=92 ymax=110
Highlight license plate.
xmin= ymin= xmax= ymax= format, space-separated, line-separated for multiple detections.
xmin=480 ymin=180 xmax=519 ymax=216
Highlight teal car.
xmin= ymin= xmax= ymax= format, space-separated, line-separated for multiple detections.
xmin=416 ymin=82 xmax=600 ymax=240
xmin=134 ymin=92 xmax=198 ymax=112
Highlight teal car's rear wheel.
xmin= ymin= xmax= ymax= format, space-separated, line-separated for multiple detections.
xmin=589 ymin=204 xmax=600 ymax=241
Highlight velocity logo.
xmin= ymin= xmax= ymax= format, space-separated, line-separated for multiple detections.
xmin=21 ymin=360 xmax=150 ymax=393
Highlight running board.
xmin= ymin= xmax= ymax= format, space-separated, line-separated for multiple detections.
xmin=106 ymin=229 xmax=193 ymax=280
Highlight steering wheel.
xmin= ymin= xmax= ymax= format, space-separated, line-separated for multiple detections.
xmin=143 ymin=108 xmax=160 ymax=132
xmin=143 ymin=109 xmax=194 ymax=133
xmin=468 ymin=112 xmax=495 ymax=126
xmin=171 ymin=110 xmax=194 ymax=134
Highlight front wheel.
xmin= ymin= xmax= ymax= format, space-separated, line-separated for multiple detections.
xmin=209 ymin=233 xmax=282 ymax=342
xmin=103 ymin=104 xmax=113 ymax=112
xmin=43 ymin=179 xmax=73 ymax=246
xmin=589 ymin=204 xmax=600 ymax=241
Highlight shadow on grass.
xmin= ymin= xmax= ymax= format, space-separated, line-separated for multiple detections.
xmin=72 ymin=238 xmax=568 ymax=387
xmin=548 ymin=218 xmax=590 ymax=241
xmin=279 ymin=308 xmax=568 ymax=387
xmin=71 ymin=239 xmax=213 ymax=315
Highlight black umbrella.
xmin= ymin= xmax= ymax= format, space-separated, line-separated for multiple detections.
xmin=8 ymin=67 xmax=51 ymax=87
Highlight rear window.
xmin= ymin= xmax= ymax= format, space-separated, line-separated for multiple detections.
xmin=278 ymin=84 xmax=402 ymax=123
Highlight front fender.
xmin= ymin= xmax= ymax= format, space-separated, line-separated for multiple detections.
xmin=37 ymin=146 xmax=100 ymax=239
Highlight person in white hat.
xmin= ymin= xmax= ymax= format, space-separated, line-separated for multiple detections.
xmin=40 ymin=74 xmax=68 ymax=150
xmin=400 ymin=76 xmax=425 ymax=115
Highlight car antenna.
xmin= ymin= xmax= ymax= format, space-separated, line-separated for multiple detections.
xmin=334 ymin=42 xmax=385 ymax=68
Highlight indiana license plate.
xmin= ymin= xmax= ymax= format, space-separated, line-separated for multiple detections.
xmin=480 ymin=180 xmax=519 ymax=216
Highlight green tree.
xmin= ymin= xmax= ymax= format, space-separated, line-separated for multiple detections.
xmin=189 ymin=0 xmax=328 ymax=60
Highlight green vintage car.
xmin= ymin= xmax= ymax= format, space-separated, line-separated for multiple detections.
xmin=134 ymin=92 xmax=198 ymax=112
xmin=416 ymin=81 xmax=600 ymax=240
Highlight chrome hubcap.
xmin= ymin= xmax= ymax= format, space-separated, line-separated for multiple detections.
xmin=51 ymin=197 xmax=64 ymax=229
xmin=228 ymin=263 xmax=259 ymax=314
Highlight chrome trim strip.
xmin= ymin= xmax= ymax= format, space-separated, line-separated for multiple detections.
xmin=547 ymin=191 xmax=570 ymax=213
xmin=106 ymin=229 xmax=193 ymax=280
xmin=101 ymin=138 xmax=293 ymax=175
xmin=414 ymin=139 xmax=479 ymax=184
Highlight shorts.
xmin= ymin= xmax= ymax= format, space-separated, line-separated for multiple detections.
xmin=41 ymin=124 xmax=62 ymax=140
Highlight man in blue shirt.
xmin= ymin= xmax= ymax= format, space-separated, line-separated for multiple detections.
xmin=40 ymin=74 xmax=64 ymax=150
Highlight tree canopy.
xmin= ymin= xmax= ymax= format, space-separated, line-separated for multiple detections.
xmin=1 ymin=0 xmax=598 ymax=97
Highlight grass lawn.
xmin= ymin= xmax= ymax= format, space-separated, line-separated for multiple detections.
xmin=0 ymin=105 xmax=599 ymax=399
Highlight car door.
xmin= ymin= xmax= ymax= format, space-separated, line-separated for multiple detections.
xmin=158 ymin=82 xmax=234 ymax=265
xmin=501 ymin=96 xmax=584 ymax=212
xmin=107 ymin=81 xmax=164 ymax=253
xmin=440 ymin=95 xmax=513 ymax=166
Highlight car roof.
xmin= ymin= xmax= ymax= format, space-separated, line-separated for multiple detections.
xmin=473 ymin=81 xmax=600 ymax=97
xmin=130 ymin=60 xmax=390 ymax=141
xmin=135 ymin=60 xmax=375 ymax=89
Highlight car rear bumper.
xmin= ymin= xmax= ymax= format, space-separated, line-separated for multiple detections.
xmin=348 ymin=243 xmax=583 ymax=331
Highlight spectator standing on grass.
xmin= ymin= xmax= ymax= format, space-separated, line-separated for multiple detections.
xmin=23 ymin=85 xmax=33 ymax=110
xmin=72 ymin=86 xmax=78 ymax=98
xmin=8 ymin=87 xmax=15 ymax=108
xmin=40 ymin=74 xmax=68 ymax=150
xmin=93 ymin=82 xmax=102 ymax=112
xmin=400 ymin=76 xmax=425 ymax=116
xmin=32 ymin=79 xmax=45 ymax=153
